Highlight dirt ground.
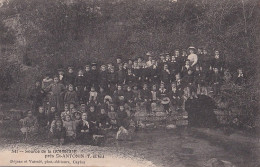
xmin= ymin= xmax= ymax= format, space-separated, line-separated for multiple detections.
xmin=0 ymin=125 xmax=259 ymax=167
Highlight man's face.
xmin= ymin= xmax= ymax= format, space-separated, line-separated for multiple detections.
xmin=69 ymin=86 xmax=73 ymax=91
xmin=119 ymin=106 xmax=124 ymax=111
xmin=203 ymin=50 xmax=207 ymax=54
xmin=36 ymin=82 xmax=40 ymax=87
xmin=175 ymin=51 xmax=179 ymax=56
xmin=39 ymin=107 xmax=44 ymax=113
xmin=117 ymin=58 xmax=122 ymax=64
xmin=85 ymin=67 xmax=90 ymax=71
xmin=152 ymin=60 xmax=156 ymax=65
xmin=152 ymin=85 xmax=157 ymax=90
xmin=68 ymin=69 xmax=73 ymax=73
xmin=127 ymin=87 xmax=131 ymax=91
xmin=118 ymin=86 xmax=122 ymax=90
xmin=164 ymin=65 xmax=168 ymax=70
xmin=148 ymin=56 xmax=152 ymax=61
xmin=54 ymin=77 xmax=59 ymax=83
xmin=90 ymin=107 xmax=95 ymax=112
xmin=51 ymin=107 xmax=56 ymax=112
xmin=78 ymin=70 xmax=83 ymax=76
xmin=92 ymin=66 xmax=96 ymax=70
xmin=101 ymin=66 xmax=106 ymax=71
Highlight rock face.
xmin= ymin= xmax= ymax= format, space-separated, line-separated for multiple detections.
xmin=185 ymin=95 xmax=218 ymax=128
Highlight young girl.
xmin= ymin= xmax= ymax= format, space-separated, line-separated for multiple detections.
xmin=108 ymin=104 xmax=117 ymax=129
xmin=51 ymin=119 xmax=66 ymax=145
xmin=64 ymin=84 xmax=78 ymax=105
xmin=63 ymin=115 xmax=76 ymax=142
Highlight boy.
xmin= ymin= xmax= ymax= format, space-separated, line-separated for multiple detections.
xmin=36 ymin=106 xmax=48 ymax=130
xmin=113 ymin=85 xmax=125 ymax=106
xmin=117 ymin=64 xmax=126 ymax=85
xmin=87 ymin=105 xmax=98 ymax=134
xmin=108 ymin=104 xmax=117 ymax=129
xmin=107 ymin=67 xmax=118 ymax=95
xmin=64 ymin=84 xmax=78 ymax=105
xmin=125 ymin=69 xmax=136 ymax=88
xmin=20 ymin=110 xmax=38 ymax=140
xmin=98 ymin=107 xmax=110 ymax=130
xmin=160 ymin=64 xmax=171 ymax=88
xmin=117 ymin=105 xmax=128 ymax=128
xmin=90 ymin=63 xmax=99 ymax=91
xmin=89 ymin=87 xmax=98 ymax=104
xmin=140 ymin=83 xmax=151 ymax=113
xmin=58 ymin=69 xmax=66 ymax=85
xmin=61 ymin=105 xmax=71 ymax=121
xmin=99 ymin=65 xmax=108 ymax=90
xmin=74 ymin=70 xmax=86 ymax=103
xmin=210 ymin=68 xmax=223 ymax=96
xmin=235 ymin=68 xmax=246 ymax=86
xmin=63 ymin=115 xmax=76 ymax=142
xmin=84 ymin=65 xmax=92 ymax=93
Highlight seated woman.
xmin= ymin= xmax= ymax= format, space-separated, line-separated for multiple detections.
xmin=76 ymin=113 xmax=93 ymax=145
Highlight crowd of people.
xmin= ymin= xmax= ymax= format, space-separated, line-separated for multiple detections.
xmin=20 ymin=46 xmax=246 ymax=145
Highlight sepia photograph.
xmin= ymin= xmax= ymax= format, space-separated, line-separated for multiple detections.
xmin=0 ymin=0 xmax=259 ymax=166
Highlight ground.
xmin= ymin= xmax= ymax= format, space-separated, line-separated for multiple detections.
xmin=0 ymin=125 xmax=259 ymax=167
xmin=0 ymin=102 xmax=259 ymax=167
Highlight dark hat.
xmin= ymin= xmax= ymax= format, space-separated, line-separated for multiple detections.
xmin=117 ymin=55 xmax=122 ymax=59
xmin=85 ymin=64 xmax=90 ymax=68
xmin=58 ymin=68 xmax=64 ymax=72
xmin=68 ymin=66 xmax=73 ymax=70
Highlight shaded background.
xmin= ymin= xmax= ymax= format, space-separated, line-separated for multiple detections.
xmin=0 ymin=0 xmax=258 ymax=102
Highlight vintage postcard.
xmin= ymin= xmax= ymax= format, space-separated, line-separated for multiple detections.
xmin=0 ymin=0 xmax=259 ymax=166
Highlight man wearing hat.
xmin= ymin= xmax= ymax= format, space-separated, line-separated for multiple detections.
xmin=187 ymin=46 xmax=198 ymax=68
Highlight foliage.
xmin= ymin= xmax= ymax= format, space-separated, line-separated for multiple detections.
xmin=0 ymin=0 xmax=258 ymax=101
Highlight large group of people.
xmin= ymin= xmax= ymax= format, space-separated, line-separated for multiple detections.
xmin=20 ymin=46 xmax=246 ymax=145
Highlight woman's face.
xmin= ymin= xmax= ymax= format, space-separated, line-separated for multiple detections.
xmin=65 ymin=115 xmax=71 ymax=121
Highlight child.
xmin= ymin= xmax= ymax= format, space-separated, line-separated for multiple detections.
xmin=98 ymin=107 xmax=110 ymax=130
xmin=20 ymin=111 xmax=38 ymax=140
xmin=132 ymin=85 xmax=140 ymax=105
xmin=76 ymin=113 xmax=92 ymax=144
xmin=182 ymin=69 xmax=196 ymax=99
xmin=44 ymin=76 xmax=66 ymax=112
xmin=107 ymin=67 xmax=118 ymax=95
xmin=73 ymin=111 xmax=82 ymax=127
xmin=63 ymin=115 xmax=76 ymax=141
xmin=140 ymin=83 xmax=151 ymax=113
xmin=36 ymin=106 xmax=48 ymax=130
xmin=97 ymin=87 xmax=107 ymax=105
xmin=87 ymin=105 xmax=98 ymax=134
xmin=117 ymin=105 xmax=129 ymax=128
xmin=99 ymin=65 xmax=108 ymax=91
xmin=235 ymin=68 xmax=246 ymax=86
xmin=74 ymin=70 xmax=86 ymax=103
xmin=61 ymin=105 xmax=71 ymax=121
xmin=113 ymin=85 xmax=125 ymax=106
xmin=64 ymin=84 xmax=78 ymax=105
xmin=65 ymin=67 xmax=75 ymax=86
xmin=47 ymin=106 xmax=57 ymax=126
xmin=89 ymin=87 xmax=98 ymax=104
xmin=210 ymin=68 xmax=222 ymax=96
xmin=108 ymin=104 xmax=117 ymax=129
xmin=158 ymin=83 xmax=170 ymax=113
xmin=50 ymin=119 xmax=66 ymax=145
